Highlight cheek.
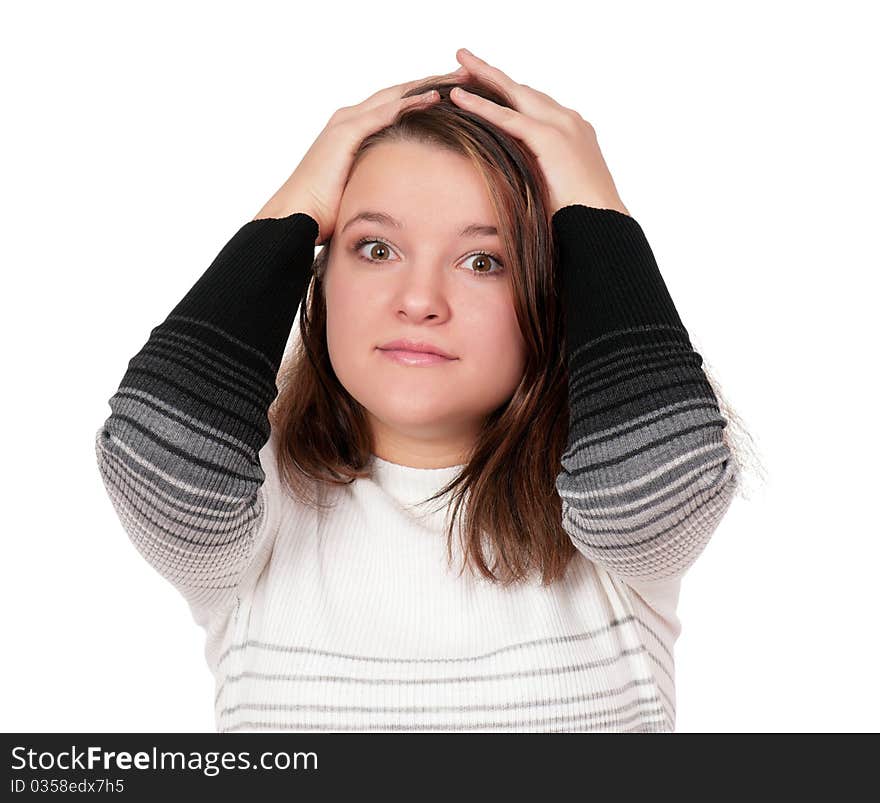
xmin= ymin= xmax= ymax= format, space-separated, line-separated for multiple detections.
xmin=458 ymin=296 xmax=527 ymax=387
xmin=324 ymin=272 xmax=378 ymax=379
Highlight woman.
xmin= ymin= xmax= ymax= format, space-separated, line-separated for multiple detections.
xmin=94 ymin=48 xmax=742 ymax=732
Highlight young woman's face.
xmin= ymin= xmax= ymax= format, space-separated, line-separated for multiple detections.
xmin=323 ymin=140 xmax=528 ymax=467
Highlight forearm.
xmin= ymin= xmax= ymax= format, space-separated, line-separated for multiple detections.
xmin=552 ymin=204 xmax=737 ymax=583
xmin=95 ymin=212 xmax=319 ymax=622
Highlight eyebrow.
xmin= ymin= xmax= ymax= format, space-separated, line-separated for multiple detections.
xmin=340 ymin=210 xmax=498 ymax=239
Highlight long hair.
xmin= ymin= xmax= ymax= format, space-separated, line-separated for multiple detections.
xmin=267 ymin=74 xmax=760 ymax=588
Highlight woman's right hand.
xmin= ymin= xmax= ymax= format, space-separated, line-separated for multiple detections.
xmin=253 ymin=66 xmax=466 ymax=245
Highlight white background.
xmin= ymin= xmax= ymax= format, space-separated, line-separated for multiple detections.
xmin=3 ymin=0 xmax=877 ymax=733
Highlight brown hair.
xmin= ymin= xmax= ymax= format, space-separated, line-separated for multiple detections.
xmin=267 ymin=74 xmax=758 ymax=588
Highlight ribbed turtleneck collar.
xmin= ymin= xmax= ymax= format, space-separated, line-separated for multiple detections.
xmin=369 ymin=454 xmax=466 ymax=510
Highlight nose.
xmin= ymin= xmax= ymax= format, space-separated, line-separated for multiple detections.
xmin=391 ymin=263 xmax=452 ymax=322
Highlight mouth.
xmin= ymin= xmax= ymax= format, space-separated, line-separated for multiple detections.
xmin=376 ymin=347 xmax=458 ymax=367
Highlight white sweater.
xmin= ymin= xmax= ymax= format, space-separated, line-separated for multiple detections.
xmin=95 ymin=207 xmax=737 ymax=733
xmin=201 ymin=429 xmax=682 ymax=732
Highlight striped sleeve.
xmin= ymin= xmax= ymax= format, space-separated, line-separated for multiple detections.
xmin=94 ymin=212 xmax=319 ymax=627
xmin=552 ymin=204 xmax=738 ymax=584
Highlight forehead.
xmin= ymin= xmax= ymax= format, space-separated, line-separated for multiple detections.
xmin=341 ymin=140 xmax=499 ymax=233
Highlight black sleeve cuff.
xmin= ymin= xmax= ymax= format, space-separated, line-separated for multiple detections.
xmin=551 ymin=204 xmax=688 ymax=353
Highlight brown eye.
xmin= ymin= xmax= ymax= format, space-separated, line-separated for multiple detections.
xmin=353 ymin=238 xmax=397 ymax=262
xmin=368 ymin=242 xmax=390 ymax=260
xmin=471 ymin=254 xmax=492 ymax=274
xmin=463 ymin=251 xmax=504 ymax=278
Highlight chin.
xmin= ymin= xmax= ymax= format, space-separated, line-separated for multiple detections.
xmin=369 ymin=399 xmax=463 ymax=429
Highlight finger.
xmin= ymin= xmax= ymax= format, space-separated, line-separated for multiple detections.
xmin=395 ymin=67 xmax=468 ymax=100
xmin=455 ymin=48 xmax=520 ymax=94
xmin=358 ymin=90 xmax=440 ymax=132
xmin=361 ymin=67 xmax=466 ymax=108
xmin=404 ymin=64 xmax=468 ymax=87
xmin=454 ymin=49 xmax=572 ymax=126
xmin=334 ymin=70 xmax=455 ymax=120
xmin=448 ymin=86 xmax=540 ymax=145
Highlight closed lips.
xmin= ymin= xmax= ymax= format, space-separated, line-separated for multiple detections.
xmin=377 ymin=340 xmax=458 ymax=359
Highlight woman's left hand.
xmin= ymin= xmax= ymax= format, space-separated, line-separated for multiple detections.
xmin=448 ymin=48 xmax=630 ymax=217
